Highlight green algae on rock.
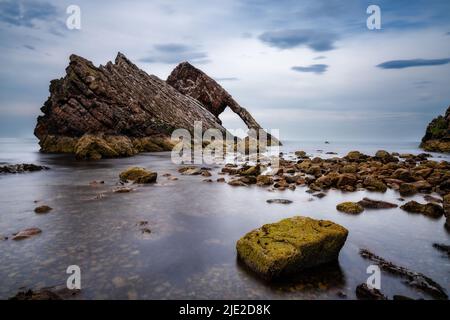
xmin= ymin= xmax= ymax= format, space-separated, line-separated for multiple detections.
xmin=336 ymin=202 xmax=364 ymax=214
xmin=119 ymin=167 xmax=157 ymax=184
xmin=236 ymin=216 xmax=348 ymax=280
xmin=420 ymin=106 xmax=450 ymax=153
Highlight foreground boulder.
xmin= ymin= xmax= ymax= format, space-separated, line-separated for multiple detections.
xmin=236 ymin=216 xmax=348 ymax=280
xmin=34 ymin=53 xmax=233 ymax=159
xmin=119 ymin=167 xmax=157 ymax=184
xmin=420 ymin=105 xmax=450 ymax=153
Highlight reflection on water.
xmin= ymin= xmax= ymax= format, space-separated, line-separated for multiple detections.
xmin=0 ymin=138 xmax=449 ymax=299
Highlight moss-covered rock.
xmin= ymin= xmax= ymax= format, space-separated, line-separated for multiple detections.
xmin=236 ymin=216 xmax=348 ymax=280
xmin=420 ymin=106 xmax=450 ymax=153
xmin=119 ymin=167 xmax=157 ymax=184
xmin=336 ymin=202 xmax=364 ymax=214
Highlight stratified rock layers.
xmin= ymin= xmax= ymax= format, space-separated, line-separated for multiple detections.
xmin=420 ymin=106 xmax=450 ymax=153
xmin=34 ymin=53 xmax=227 ymax=159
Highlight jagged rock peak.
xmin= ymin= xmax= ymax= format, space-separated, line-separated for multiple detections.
xmin=34 ymin=53 xmax=227 ymax=159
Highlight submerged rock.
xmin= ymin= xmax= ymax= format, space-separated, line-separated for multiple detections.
xmin=357 ymin=198 xmax=398 ymax=209
xmin=266 ymin=199 xmax=293 ymax=204
xmin=119 ymin=167 xmax=157 ymax=184
xmin=12 ymin=228 xmax=42 ymax=240
xmin=0 ymin=163 xmax=49 ymax=174
xmin=34 ymin=205 xmax=53 ymax=214
xmin=355 ymin=284 xmax=387 ymax=300
xmin=432 ymin=243 xmax=450 ymax=257
xmin=420 ymin=105 xmax=450 ymax=153
xmin=400 ymin=200 xmax=444 ymax=218
xmin=236 ymin=216 xmax=348 ymax=280
xmin=336 ymin=202 xmax=364 ymax=214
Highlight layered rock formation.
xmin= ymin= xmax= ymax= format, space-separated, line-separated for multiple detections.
xmin=34 ymin=53 xmax=230 ymax=159
xmin=167 ymin=62 xmax=279 ymax=144
xmin=420 ymin=106 xmax=450 ymax=153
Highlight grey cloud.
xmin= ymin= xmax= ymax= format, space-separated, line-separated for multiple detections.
xmin=313 ymin=56 xmax=326 ymax=60
xmin=0 ymin=0 xmax=58 ymax=28
xmin=23 ymin=44 xmax=36 ymax=50
xmin=259 ymin=29 xmax=337 ymax=51
xmin=377 ymin=58 xmax=450 ymax=69
xmin=139 ymin=43 xmax=209 ymax=64
xmin=291 ymin=64 xmax=328 ymax=74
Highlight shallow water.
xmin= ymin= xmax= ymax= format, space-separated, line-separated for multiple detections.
xmin=0 ymin=138 xmax=449 ymax=299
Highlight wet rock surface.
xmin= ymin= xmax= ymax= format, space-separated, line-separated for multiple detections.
xmin=432 ymin=243 xmax=450 ymax=257
xmin=266 ymin=199 xmax=293 ymax=204
xmin=236 ymin=216 xmax=348 ymax=280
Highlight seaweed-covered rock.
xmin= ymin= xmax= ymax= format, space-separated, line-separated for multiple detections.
xmin=119 ymin=167 xmax=157 ymax=184
xmin=400 ymin=200 xmax=444 ymax=218
xmin=336 ymin=202 xmax=364 ymax=214
xmin=420 ymin=106 xmax=450 ymax=153
xmin=236 ymin=216 xmax=348 ymax=280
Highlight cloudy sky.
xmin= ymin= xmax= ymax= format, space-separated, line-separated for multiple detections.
xmin=0 ymin=0 xmax=449 ymax=141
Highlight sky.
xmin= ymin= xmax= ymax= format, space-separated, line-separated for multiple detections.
xmin=0 ymin=0 xmax=450 ymax=141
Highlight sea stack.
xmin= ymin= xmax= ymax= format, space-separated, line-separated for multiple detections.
xmin=420 ymin=106 xmax=450 ymax=153
xmin=34 ymin=53 xmax=274 ymax=159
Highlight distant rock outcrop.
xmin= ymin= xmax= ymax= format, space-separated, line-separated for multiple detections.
xmin=34 ymin=53 xmax=228 ymax=159
xmin=420 ymin=106 xmax=450 ymax=153
xmin=167 ymin=62 xmax=279 ymax=144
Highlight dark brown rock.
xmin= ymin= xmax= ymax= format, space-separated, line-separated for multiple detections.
xmin=12 ymin=228 xmax=42 ymax=240
xmin=34 ymin=205 xmax=52 ymax=214
xmin=34 ymin=53 xmax=229 ymax=159
xmin=0 ymin=163 xmax=49 ymax=174
xmin=400 ymin=200 xmax=444 ymax=218
xmin=357 ymin=198 xmax=398 ymax=209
